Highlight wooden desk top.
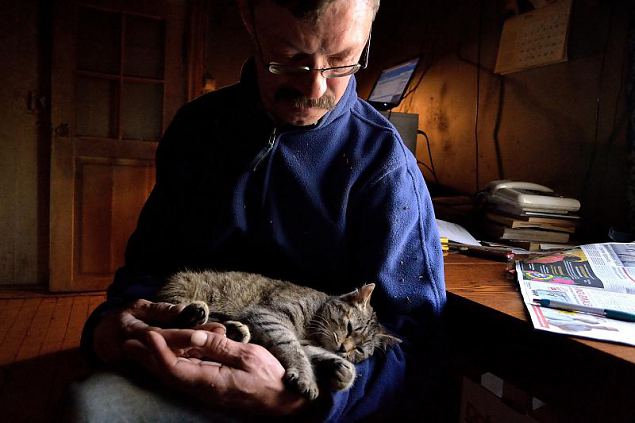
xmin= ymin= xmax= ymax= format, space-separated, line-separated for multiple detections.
xmin=443 ymin=252 xmax=635 ymax=365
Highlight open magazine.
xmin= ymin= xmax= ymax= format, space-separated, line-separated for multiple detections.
xmin=515 ymin=242 xmax=635 ymax=346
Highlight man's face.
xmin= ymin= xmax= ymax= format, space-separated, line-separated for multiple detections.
xmin=249 ymin=0 xmax=373 ymax=126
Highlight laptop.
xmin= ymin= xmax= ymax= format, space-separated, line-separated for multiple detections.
xmin=367 ymin=57 xmax=420 ymax=111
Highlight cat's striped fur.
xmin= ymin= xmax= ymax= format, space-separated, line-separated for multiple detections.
xmin=156 ymin=270 xmax=400 ymax=400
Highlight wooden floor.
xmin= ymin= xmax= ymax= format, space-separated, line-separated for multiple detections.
xmin=0 ymin=290 xmax=105 ymax=422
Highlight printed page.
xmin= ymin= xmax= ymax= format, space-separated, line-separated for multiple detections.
xmin=516 ymin=243 xmax=635 ymax=294
xmin=523 ymin=302 xmax=635 ymax=346
xmin=435 ymin=219 xmax=480 ymax=246
xmin=515 ymin=242 xmax=635 ymax=346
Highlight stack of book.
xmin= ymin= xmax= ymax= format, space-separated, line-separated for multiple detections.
xmin=480 ymin=202 xmax=580 ymax=250
xmin=477 ymin=181 xmax=582 ymax=251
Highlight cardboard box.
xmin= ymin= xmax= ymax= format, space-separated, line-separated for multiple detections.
xmin=459 ymin=376 xmax=538 ymax=423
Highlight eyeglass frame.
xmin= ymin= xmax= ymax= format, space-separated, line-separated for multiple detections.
xmin=265 ymin=33 xmax=371 ymax=78
xmin=249 ymin=5 xmax=372 ymax=79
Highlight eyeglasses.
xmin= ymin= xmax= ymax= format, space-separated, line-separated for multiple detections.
xmin=249 ymin=5 xmax=371 ymax=79
xmin=265 ymin=34 xmax=371 ymax=79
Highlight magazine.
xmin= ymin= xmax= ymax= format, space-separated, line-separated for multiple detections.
xmin=515 ymin=242 xmax=635 ymax=346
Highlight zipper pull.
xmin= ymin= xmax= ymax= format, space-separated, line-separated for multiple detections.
xmin=252 ymin=127 xmax=278 ymax=171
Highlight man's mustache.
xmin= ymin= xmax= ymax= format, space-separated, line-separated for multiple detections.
xmin=274 ymin=87 xmax=335 ymax=110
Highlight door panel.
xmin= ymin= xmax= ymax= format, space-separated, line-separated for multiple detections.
xmin=75 ymin=158 xmax=155 ymax=289
xmin=50 ymin=0 xmax=185 ymax=291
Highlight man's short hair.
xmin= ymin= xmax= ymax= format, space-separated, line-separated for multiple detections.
xmin=250 ymin=0 xmax=380 ymax=23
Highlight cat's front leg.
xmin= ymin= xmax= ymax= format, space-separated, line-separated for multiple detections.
xmin=304 ymin=345 xmax=356 ymax=391
xmin=244 ymin=311 xmax=319 ymax=400
xmin=283 ymin=358 xmax=320 ymax=400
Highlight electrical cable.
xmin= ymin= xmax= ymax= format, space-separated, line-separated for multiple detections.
xmin=492 ymin=75 xmax=506 ymax=180
xmin=473 ymin=0 xmax=484 ymax=192
xmin=402 ymin=43 xmax=434 ymax=101
xmin=402 ymin=64 xmax=429 ymax=101
xmin=417 ymin=129 xmax=439 ymax=184
xmin=456 ymin=1 xmax=507 ymax=181
xmin=580 ymin=1 xmax=617 ymax=201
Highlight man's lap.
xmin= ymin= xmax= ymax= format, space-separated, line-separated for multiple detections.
xmin=64 ymin=370 xmax=241 ymax=422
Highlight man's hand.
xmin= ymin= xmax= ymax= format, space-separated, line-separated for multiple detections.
xmin=92 ymin=300 xmax=307 ymax=415
xmin=125 ymin=330 xmax=307 ymax=415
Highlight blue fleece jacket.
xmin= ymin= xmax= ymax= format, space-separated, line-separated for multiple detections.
xmin=81 ymin=60 xmax=446 ymax=421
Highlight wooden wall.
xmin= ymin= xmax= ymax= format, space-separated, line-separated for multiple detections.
xmin=359 ymin=0 xmax=630 ymax=241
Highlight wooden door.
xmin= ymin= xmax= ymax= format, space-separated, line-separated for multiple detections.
xmin=50 ymin=0 xmax=185 ymax=291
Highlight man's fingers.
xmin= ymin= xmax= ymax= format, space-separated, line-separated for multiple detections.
xmin=189 ymin=330 xmax=246 ymax=368
xmin=157 ymin=328 xmax=208 ymax=349
xmin=145 ymin=331 xmax=225 ymax=385
xmin=196 ymin=322 xmax=227 ymax=335
xmin=148 ymin=329 xmax=244 ymax=369
xmin=129 ymin=299 xmax=185 ymax=325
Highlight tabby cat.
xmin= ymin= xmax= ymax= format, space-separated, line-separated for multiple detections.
xmin=156 ymin=270 xmax=400 ymax=400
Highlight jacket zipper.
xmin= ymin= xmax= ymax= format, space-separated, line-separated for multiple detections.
xmin=252 ymin=127 xmax=278 ymax=171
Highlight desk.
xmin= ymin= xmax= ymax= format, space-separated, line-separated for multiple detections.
xmin=444 ymin=253 xmax=635 ymax=422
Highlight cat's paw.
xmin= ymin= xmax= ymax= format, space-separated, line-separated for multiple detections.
xmin=224 ymin=320 xmax=251 ymax=343
xmin=325 ymin=357 xmax=356 ymax=391
xmin=285 ymin=368 xmax=319 ymax=400
xmin=174 ymin=301 xmax=209 ymax=328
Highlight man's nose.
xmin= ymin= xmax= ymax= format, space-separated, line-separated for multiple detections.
xmin=295 ymin=70 xmax=328 ymax=99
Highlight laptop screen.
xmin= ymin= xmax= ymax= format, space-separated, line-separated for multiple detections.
xmin=367 ymin=57 xmax=420 ymax=111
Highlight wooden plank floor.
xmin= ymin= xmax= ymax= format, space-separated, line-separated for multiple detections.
xmin=0 ymin=291 xmax=105 ymax=422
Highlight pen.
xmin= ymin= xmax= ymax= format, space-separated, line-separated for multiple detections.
xmin=536 ymin=298 xmax=635 ymax=322
xmin=448 ymin=241 xmax=515 ymax=261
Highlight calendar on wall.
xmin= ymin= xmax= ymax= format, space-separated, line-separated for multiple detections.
xmin=495 ymin=0 xmax=573 ymax=75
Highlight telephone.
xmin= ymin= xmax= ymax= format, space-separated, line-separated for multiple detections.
xmin=482 ymin=180 xmax=580 ymax=213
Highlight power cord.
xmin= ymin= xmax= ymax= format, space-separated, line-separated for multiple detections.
xmin=417 ymin=129 xmax=439 ymax=184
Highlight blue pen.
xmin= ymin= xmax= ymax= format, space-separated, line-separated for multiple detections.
xmin=536 ymin=298 xmax=635 ymax=323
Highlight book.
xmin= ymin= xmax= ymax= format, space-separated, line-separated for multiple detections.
xmin=484 ymin=211 xmax=578 ymax=234
xmin=489 ymin=202 xmax=579 ymax=218
xmin=506 ymin=240 xmax=574 ymax=252
xmin=480 ymin=222 xmax=570 ymax=244
xmin=515 ymin=242 xmax=635 ymax=346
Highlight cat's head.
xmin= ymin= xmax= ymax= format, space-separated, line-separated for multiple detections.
xmin=308 ymin=283 xmax=401 ymax=363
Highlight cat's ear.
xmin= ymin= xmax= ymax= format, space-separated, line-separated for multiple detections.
xmin=342 ymin=283 xmax=375 ymax=308
xmin=358 ymin=283 xmax=375 ymax=308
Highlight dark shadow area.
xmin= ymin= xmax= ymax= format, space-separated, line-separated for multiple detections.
xmin=0 ymin=349 xmax=90 ymax=422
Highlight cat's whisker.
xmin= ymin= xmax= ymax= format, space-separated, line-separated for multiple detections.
xmin=307 ymin=320 xmax=329 ymax=334
xmin=307 ymin=323 xmax=331 ymax=339
xmin=313 ymin=314 xmax=331 ymax=327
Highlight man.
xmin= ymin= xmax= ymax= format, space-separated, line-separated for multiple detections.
xmin=71 ymin=0 xmax=447 ymax=420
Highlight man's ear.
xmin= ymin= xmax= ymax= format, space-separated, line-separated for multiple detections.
xmin=236 ymin=0 xmax=255 ymax=37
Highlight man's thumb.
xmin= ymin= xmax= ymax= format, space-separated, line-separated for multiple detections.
xmin=190 ymin=330 xmax=244 ymax=368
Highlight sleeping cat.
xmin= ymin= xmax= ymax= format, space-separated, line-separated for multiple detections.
xmin=156 ymin=270 xmax=400 ymax=400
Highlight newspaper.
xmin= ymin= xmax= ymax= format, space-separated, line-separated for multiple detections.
xmin=515 ymin=242 xmax=635 ymax=346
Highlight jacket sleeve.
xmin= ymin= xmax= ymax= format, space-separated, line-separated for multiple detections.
xmin=323 ymin=150 xmax=447 ymax=421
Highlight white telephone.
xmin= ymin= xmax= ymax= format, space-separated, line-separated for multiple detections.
xmin=483 ymin=180 xmax=580 ymax=213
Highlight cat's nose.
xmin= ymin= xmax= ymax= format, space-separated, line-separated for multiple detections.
xmin=338 ymin=340 xmax=354 ymax=353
